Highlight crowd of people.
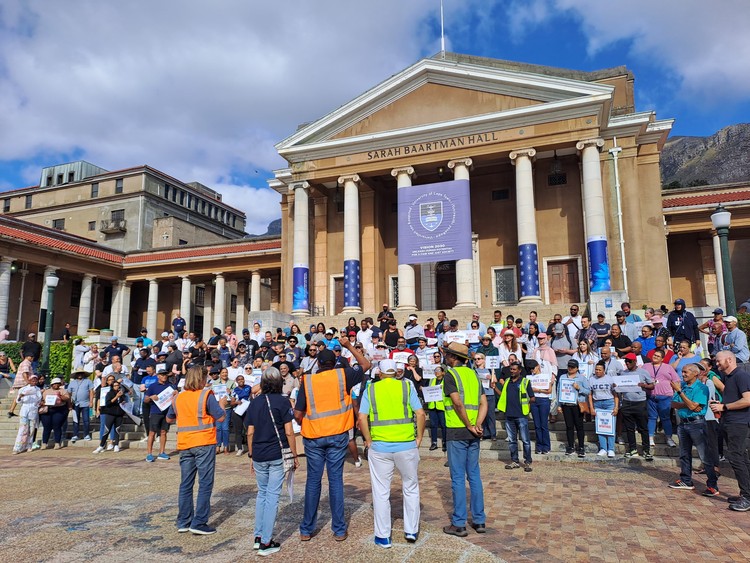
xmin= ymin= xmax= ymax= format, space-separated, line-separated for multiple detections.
xmin=3 ymin=300 xmax=750 ymax=551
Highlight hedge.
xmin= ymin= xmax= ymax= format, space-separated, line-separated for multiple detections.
xmin=0 ymin=338 xmax=78 ymax=381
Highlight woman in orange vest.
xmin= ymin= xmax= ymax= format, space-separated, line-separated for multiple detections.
xmin=166 ymin=366 xmax=228 ymax=536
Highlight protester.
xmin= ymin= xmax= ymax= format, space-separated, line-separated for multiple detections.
xmin=723 ymin=316 xmax=749 ymax=363
xmin=473 ymin=353 xmax=497 ymax=441
xmin=39 ymin=377 xmax=71 ymax=449
xmin=498 ymin=361 xmax=534 ymax=471
xmin=666 ymin=299 xmax=700 ymax=352
xmin=67 ymin=368 xmax=94 ymax=442
xmin=230 ymin=374 xmax=252 ymax=456
xmin=358 ymin=359 xmax=425 ymax=547
xmin=529 ymin=356 xmax=554 ymax=455
xmin=167 ymin=366 xmax=228 ymax=535
xmin=93 ymin=379 xmax=127 ymax=454
xmin=12 ymin=373 xmax=41 ymax=454
xmin=426 ymin=365 xmax=447 ymax=452
xmin=588 ymin=361 xmax=618 ymax=457
xmin=144 ymin=369 xmax=177 ymax=462
xmin=246 ymin=367 xmax=298 ymax=555
xmin=617 ymin=353 xmax=654 ymax=459
xmin=557 ymin=359 xmax=590 ymax=458
xmin=643 ymin=350 xmax=680 ymax=448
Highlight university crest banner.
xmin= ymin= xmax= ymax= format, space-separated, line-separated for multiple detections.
xmin=397 ymin=179 xmax=472 ymax=265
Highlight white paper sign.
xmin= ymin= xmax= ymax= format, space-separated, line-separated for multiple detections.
xmin=45 ymin=394 xmax=58 ymax=406
xmin=422 ymin=364 xmax=437 ymax=379
xmin=558 ymin=378 xmax=577 ymax=404
xmin=421 ymin=385 xmax=444 ymax=403
xmin=120 ymin=401 xmax=142 ymax=426
xmin=529 ymin=374 xmax=552 ymax=390
xmin=484 ymin=356 xmax=501 ymax=369
xmin=465 ymin=330 xmax=480 ymax=343
xmin=392 ymin=351 xmax=412 ymax=364
xmin=370 ymin=349 xmax=388 ymax=361
xmin=99 ymin=386 xmax=110 ymax=407
xmin=595 ymin=410 xmax=615 ymax=436
xmin=233 ymin=399 xmax=250 ymax=417
xmin=212 ymin=384 xmax=228 ymax=400
xmin=444 ymin=331 xmax=467 ymax=344
xmin=155 ymin=387 xmax=176 ymax=412
xmin=426 ymin=338 xmax=438 ymax=347
xmin=247 ymin=369 xmax=262 ymax=387
xmin=614 ymin=373 xmax=641 ymax=392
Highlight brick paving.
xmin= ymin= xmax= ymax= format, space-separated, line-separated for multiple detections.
xmin=2 ymin=447 xmax=750 ymax=562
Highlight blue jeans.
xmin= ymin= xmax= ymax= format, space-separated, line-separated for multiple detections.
xmin=447 ymin=439 xmax=485 ymax=527
xmin=529 ymin=397 xmax=551 ymax=452
xmin=593 ymin=398 xmax=615 ymax=451
xmin=505 ymin=417 xmax=532 ymax=464
xmin=216 ymin=408 xmax=231 ymax=448
xmin=177 ymin=444 xmax=217 ymax=529
xmin=73 ymin=405 xmax=90 ymax=438
xmin=300 ymin=431 xmax=348 ymax=536
xmin=428 ymin=409 xmax=446 ymax=446
xmin=253 ymin=458 xmax=286 ymax=544
xmin=647 ymin=395 xmax=674 ymax=436
xmin=678 ymin=420 xmax=717 ymax=489
xmin=482 ymin=394 xmax=496 ymax=438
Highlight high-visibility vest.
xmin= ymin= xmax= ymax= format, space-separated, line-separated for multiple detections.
xmin=498 ymin=377 xmax=531 ymax=416
xmin=442 ymin=366 xmax=481 ymax=428
xmin=427 ymin=379 xmax=445 ymax=411
xmin=367 ymin=378 xmax=415 ymax=442
xmin=301 ymin=368 xmax=354 ymax=439
xmin=173 ymin=388 xmax=216 ymax=450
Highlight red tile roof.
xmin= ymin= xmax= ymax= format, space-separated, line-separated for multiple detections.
xmin=124 ymin=239 xmax=281 ymax=264
xmin=0 ymin=221 xmax=123 ymax=263
xmin=663 ymin=189 xmax=750 ymax=209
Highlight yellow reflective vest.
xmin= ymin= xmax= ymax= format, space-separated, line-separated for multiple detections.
xmin=367 ymin=377 xmax=415 ymax=442
xmin=442 ymin=366 xmax=481 ymax=428
xmin=498 ymin=376 xmax=531 ymax=416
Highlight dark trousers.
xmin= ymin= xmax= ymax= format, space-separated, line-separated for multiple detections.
xmin=621 ymin=400 xmax=649 ymax=452
xmin=678 ymin=420 xmax=718 ymax=489
xmin=705 ymin=419 xmax=721 ymax=468
xmin=429 ymin=409 xmax=446 ymax=446
xmin=482 ymin=394 xmax=496 ymax=438
xmin=723 ymin=422 xmax=750 ymax=500
xmin=40 ymin=407 xmax=67 ymax=445
xmin=561 ymin=404 xmax=584 ymax=450
xmin=100 ymin=414 xmax=123 ymax=447
xmin=231 ymin=411 xmax=247 ymax=451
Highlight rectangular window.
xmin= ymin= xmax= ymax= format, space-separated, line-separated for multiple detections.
xmin=164 ymin=184 xmax=170 ymax=199
xmin=46 ymin=175 xmax=53 ymax=186
xmin=195 ymin=286 xmax=205 ymax=307
xmin=493 ymin=267 xmax=518 ymax=304
xmin=230 ymin=294 xmax=237 ymax=314
xmin=91 ymin=183 xmax=99 ymax=198
xmin=491 ymin=189 xmax=510 ymax=201
xmin=201 ymin=201 xmax=206 ymax=214
xmin=52 ymin=218 xmax=65 ymax=230
xmin=102 ymin=285 xmax=113 ymax=313
xmin=178 ymin=239 xmax=188 ymax=245
xmin=179 ymin=190 xmax=185 ymax=205
xmin=68 ymin=171 xmax=75 ymax=183
xmin=25 ymin=195 xmax=32 ymax=209
xmin=88 ymin=221 xmax=96 ymax=231
xmin=115 ymin=178 xmax=124 ymax=194
xmin=186 ymin=194 xmax=192 ymax=209
xmin=111 ymin=209 xmax=125 ymax=221
xmin=70 ymin=280 xmax=82 ymax=308
xmin=2 ymin=198 xmax=9 ymax=212
xmin=389 ymin=275 xmax=399 ymax=308
xmin=56 ymin=173 xmax=63 ymax=185
xmin=547 ymin=173 xmax=567 ymax=186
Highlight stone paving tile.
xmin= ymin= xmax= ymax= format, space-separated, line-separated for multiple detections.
xmin=3 ymin=448 xmax=750 ymax=562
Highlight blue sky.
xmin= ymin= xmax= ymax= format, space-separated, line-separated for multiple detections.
xmin=0 ymin=0 xmax=748 ymax=233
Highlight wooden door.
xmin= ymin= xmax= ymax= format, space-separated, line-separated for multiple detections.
xmin=547 ymin=260 xmax=580 ymax=304
xmin=334 ymin=277 xmax=344 ymax=314
xmin=436 ymin=261 xmax=457 ymax=310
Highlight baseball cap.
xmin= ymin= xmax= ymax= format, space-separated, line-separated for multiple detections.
xmin=242 ymin=328 xmax=250 ymax=334
xmin=713 ymin=308 xmax=724 ymax=315
xmin=157 ymin=367 xmax=169 ymax=374
xmin=408 ymin=315 xmax=417 ymax=321
xmin=615 ymin=311 xmax=625 ymax=318
xmin=553 ymin=323 xmax=564 ymax=334
xmin=379 ymin=359 xmax=396 ymax=375
xmin=624 ymin=353 xmax=638 ymax=361
xmin=50 ymin=377 xmax=63 ymax=385
xmin=325 ymin=329 xmax=334 ymax=335
xmin=597 ymin=312 xmax=605 ymax=318
xmin=161 ymin=331 xmax=169 ymax=337
xmin=28 ymin=333 xmax=35 ymax=337
xmin=724 ymin=316 xmax=738 ymax=323
xmin=333 ymin=344 xmax=342 ymax=351
xmin=567 ymin=359 xmax=579 ymax=368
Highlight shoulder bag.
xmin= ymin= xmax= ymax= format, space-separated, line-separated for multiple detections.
xmin=265 ymin=394 xmax=295 ymax=472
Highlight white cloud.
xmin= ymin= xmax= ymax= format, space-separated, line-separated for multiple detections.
xmin=214 ymin=182 xmax=281 ymax=236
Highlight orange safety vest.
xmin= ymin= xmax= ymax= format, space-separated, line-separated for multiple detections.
xmin=173 ymin=388 xmax=217 ymax=450
xmin=300 ymin=368 xmax=354 ymax=439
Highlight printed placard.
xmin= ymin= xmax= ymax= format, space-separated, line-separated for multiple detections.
xmin=392 ymin=351 xmax=412 ymax=364
xmin=155 ymin=387 xmax=176 ymax=411
xmin=234 ymin=399 xmax=250 ymax=416
xmin=484 ymin=356 xmax=501 ymax=369
xmin=614 ymin=373 xmax=640 ymax=392
xmin=444 ymin=331 xmax=467 ymax=344
xmin=465 ymin=330 xmax=480 ymax=343
xmin=595 ymin=410 xmax=615 ymax=436
xmin=44 ymin=394 xmax=58 ymax=406
xmin=558 ymin=378 xmax=577 ymax=404
xmin=529 ymin=374 xmax=552 ymax=390
xmin=422 ymin=364 xmax=437 ymax=379
xmin=211 ymin=383 xmax=228 ymax=401
xmin=421 ymin=385 xmax=444 ymax=403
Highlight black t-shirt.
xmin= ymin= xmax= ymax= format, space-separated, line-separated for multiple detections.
xmin=378 ymin=310 xmax=395 ymax=332
xmin=611 ymin=335 xmax=632 ymax=356
xmin=244 ymin=393 xmax=294 ymax=462
xmin=722 ymin=367 xmax=750 ymax=424
xmin=443 ymin=366 xmax=485 ymax=441
xmin=294 ymin=366 xmax=364 ymax=414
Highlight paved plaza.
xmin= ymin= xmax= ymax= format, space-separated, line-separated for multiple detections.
xmin=3 ymin=447 xmax=750 ymax=562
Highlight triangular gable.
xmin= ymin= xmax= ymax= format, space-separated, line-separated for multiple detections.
xmin=277 ymin=55 xmax=614 ymax=157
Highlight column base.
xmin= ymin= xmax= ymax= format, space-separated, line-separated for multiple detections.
xmin=341 ymin=306 xmax=362 ymax=315
xmin=291 ymin=309 xmax=310 ymax=317
xmin=588 ymin=290 xmax=629 ymax=322
xmin=518 ymin=295 xmax=543 ymax=304
xmin=396 ymin=304 xmax=418 ymax=312
xmin=454 ymin=301 xmax=478 ymax=308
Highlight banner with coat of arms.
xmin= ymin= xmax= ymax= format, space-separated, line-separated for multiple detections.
xmin=397 ymin=179 xmax=472 ymax=264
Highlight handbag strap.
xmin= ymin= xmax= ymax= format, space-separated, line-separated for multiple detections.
xmin=264 ymin=394 xmax=285 ymax=452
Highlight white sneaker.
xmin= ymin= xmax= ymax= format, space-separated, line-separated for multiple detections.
xmin=71 ymin=436 xmax=78 ymax=443
xmin=666 ymin=437 xmax=676 ymax=447
xmin=113 ymin=445 xmax=120 ymax=453
xmin=236 ymin=449 xmax=244 ymax=457
xmin=616 ymin=437 xmax=625 ymax=445
xmin=354 ymin=460 xmax=362 ymax=468
xmin=607 ymin=450 xmax=616 ymax=458
xmin=597 ymin=449 xmax=607 ymax=456
xmin=106 ymin=443 xmax=114 ymax=451
xmin=649 ymin=436 xmax=655 ymax=447
xmin=93 ymin=446 xmax=104 ymax=454
xmin=84 ymin=435 xmax=92 ymax=441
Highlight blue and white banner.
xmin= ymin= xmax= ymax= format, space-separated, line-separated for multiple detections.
xmin=344 ymin=259 xmax=360 ymax=309
xmin=397 ymin=179 xmax=472 ymax=265
xmin=518 ymin=243 xmax=541 ymax=298
xmin=587 ymin=236 xmax=611 ymax=292
xmin=292 ymin=266 xmax=309 ymax=311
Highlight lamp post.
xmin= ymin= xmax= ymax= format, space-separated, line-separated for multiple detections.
xmin=711 ymin=205 xmax=736 ymax=316
xmin=40 ymin=273 xmax=59 ymax=377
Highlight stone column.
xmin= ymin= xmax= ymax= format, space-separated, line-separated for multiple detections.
xmin=0 ymin=257 xmax=14 ymax=331
xmin=179 ymin=275 xmax=192 ymax=330
xmin=392 ymin=166 xmax=417 ymax=311
xmin=577 ymin=138 xmax=612 ymax=292
xmin=250 ymin=271 xmax=261 ymax=312
xmin=291 ymin=182 xmax=310 ymax=316
xmin=146 ymin=278 xmax=159 ymax=338
xmin=118 ymin=281 xmax=131 ymax=338
xmin=713 ymin=232 xmax=726 ymax=309
xmin=509 ymin=148 xmax=542 ymax=303
xmin=236 ymin=279 xmax=247 ymax=332
xmin=76 ymin=274 xmax=94 ymax=335
xmin=338 ymin=174 xmax=362 ymax=314
xmin=38 ymin=266 xmax=58 ymax=343
xmin=203 ymin=284 xmax=214 ymax=332
xmin=447 ymin=158 xmax=477 ymax=308
xmin=214 ymin=274 xmax=226 ymax=330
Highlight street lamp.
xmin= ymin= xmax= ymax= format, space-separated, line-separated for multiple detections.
xmin=711 ymin=205 xmax=736 ymax=316
xmin=39 ymin=273 xmax=59 ymax=377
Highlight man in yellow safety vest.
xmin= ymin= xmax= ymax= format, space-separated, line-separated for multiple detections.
xmin=498 ymin=361 xmax=535 ymax=472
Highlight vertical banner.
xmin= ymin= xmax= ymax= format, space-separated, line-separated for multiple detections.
xmin=343 ymin=259 xmax=360 ymax=309
xmin=518 ymin=243 xmax=540 ymax=298
xmin=587 ymin=236 xmax=611 ymax=292
xmin=292 ymin=266 xmax=309 ymax=312
xmin=397 ymin=179 xmax=472 ymax=264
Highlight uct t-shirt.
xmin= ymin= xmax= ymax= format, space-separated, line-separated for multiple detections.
xmin=589 ymin=374 xmax=616 ymax=401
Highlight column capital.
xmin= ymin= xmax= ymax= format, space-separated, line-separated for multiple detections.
xmin=251 ymin=270 xmax=261 ymax=276
xmin=288 ymin=181 xmax=310 ymax=195
xmin=391 ymin=166 xmax=415 ymax=179
xmin=509 ymin=148 xmax=536 ymax=163
xmin=82 ymin=273 xmax=94 ymax=281
xmin=180 ymin=275 xmax=190 ymax=281
xmin=337 ymin=174 xmax=360 ymax=186
xmin=146 ymin=277 xmax=158 ymax=283
xmin=576 ymin=138 xmax=605 ymax=152
xmin=1 ymin=256 xmax=15 ymax=264
xmin=447 ymin=158 xmax=473 ymax=171
xmin=43 ymin=266 xmax=58 ymax=275
xmin=215 ymin=273 xmax=224 ymax=280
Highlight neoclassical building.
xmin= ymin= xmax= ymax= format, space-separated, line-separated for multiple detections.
xmin=270 ymin=53 xmax=674 ymax=316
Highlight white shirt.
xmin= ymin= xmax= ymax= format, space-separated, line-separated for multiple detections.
xmin=562 ymin=315 xmax=583 ymax=341
xmin=356 ymin=328 xmax=373 ymax=347
xmin=227 ymin=366 xmax=243 ymax=380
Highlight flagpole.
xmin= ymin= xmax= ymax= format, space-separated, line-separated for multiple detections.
xmin=440 ymin=0 xmax=445 ymax=59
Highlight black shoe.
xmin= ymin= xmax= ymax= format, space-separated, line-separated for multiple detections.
xmin=442 ymin=445 xmax=447 ymax=452
xmin=523 ymin=462 xmax=533 ymax=472
xmin=577 ymin=450 xmax=585 ymax=458
xmin=429 ymin=443 xmax=438 ymax=451
xmin=729 ymin=497 xmax=750 ymax=512
xmin=644 ymin=451 xmax=654 ymax=461
xmin=7 ymin=412 xmax=17 ymax=418
xmin=727 ymin=495 xmax=742 ymax=503
xmin=470 ymin=523 xmax=486 ymax=533
xmin=258 ymin=540 xmax=281 ymax=556
xmin=253 ymin=536 xmax=261 ymax=550
xmin=565 ymin=447 xmax=574 ymax=456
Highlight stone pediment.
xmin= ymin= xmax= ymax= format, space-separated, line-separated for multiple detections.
xmin=276 ymin=55 xmax=614 ymax=162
